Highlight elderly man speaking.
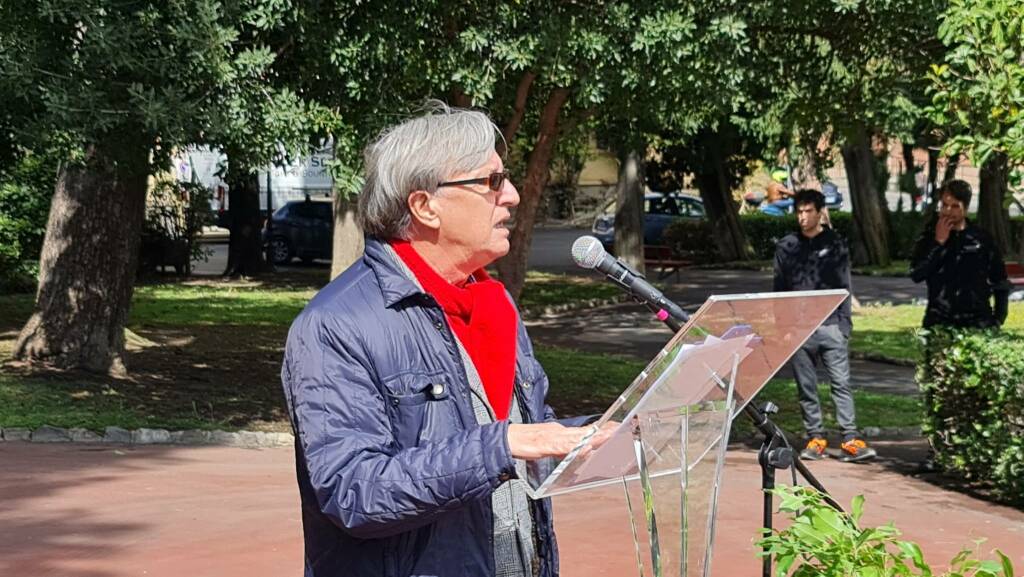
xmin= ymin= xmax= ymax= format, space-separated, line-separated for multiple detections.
xmin=281 ymin=103 xmax=600 ymax=577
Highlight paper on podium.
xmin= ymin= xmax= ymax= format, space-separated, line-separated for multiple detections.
xmin=525 ymin=289 xmax=848 ymax=499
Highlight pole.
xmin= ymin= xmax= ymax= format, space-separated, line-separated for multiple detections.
xmin=265 ymin=169 xmax=274 ymax=267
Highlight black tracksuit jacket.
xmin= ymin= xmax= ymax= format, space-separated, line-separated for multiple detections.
xmin=910 ymin=220 xmax=1009 ymax=329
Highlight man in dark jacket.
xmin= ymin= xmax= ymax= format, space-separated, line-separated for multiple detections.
xmin=773 ymin=189 xmax=876 ymax=463
xmin=911 ymin=180 xmax=1010 ymax=329
xmin=281 ymin=103 xmax=605 ymax=577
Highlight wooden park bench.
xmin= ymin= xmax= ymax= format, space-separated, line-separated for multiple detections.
xmin=1007 ymin=262 xmax=1024 ymax=289
xmin=644 ymin=245 xmax=690 ymax=282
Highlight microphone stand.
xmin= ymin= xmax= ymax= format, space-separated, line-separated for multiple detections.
xmin=635 ymin=295 xmax=844 ymax=577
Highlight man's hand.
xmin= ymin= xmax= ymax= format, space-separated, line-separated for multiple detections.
xmin=507 ymin=422 xmax=617 ymax=460
xmin=935 ymin=215 xmax=952 ymax=245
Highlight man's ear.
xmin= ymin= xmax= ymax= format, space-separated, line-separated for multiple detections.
xmin=407 ymin=190 xmax=442 ymax=231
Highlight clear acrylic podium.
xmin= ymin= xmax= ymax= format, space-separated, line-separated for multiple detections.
xmin=525 ymin=290 xmax=849 ymax=577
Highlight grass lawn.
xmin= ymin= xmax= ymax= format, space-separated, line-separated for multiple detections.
xmin=517 ymin=271 xmax=622 ymax=309
xmin=0 ymin=342 xmax=922 ymax=435
xmin=0 ymin=273 xmax=623 ymax=433
xmin=0 ymin=373 xmax=230 ymax=432
xmin=0 ymin=273 xmax=924 ymax=434
xmin=535 ymin=346 xmax=922 ymax=438
xmin=0 ymin=271 xmax=621 ymax=332
xmin=851 ymin=302 xmax=1024 ymax=363
xmin=851 ymin=259 xmax=910 ymax=277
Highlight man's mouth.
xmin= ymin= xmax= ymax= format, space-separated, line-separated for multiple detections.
xmin=496 ymin=216 xmax=515 ymax=229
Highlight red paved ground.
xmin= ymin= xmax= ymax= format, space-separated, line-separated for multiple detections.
xmin=1 ymin=440 xmax=1021 ymax=577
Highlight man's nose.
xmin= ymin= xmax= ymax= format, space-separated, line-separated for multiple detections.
xmin=499 ymin=180 xmax=520 ymax=207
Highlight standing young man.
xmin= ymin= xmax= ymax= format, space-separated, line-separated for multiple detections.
xmin=773 ymin=189 xmax=877 ymax=463
xmin=911 ymin=180 xmax=1010 ymax=329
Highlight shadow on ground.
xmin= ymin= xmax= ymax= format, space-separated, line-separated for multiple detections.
xmin=0 ymin=444 xmax=186 ymax=577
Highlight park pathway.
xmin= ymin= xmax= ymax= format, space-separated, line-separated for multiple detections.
xmin=525 ymin=302 xmax=919 ymax=397
xmin=0 ymin=442 xmax=1020 ymax=577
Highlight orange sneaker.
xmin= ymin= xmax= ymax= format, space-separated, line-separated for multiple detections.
xmin=800 ymin=437 xmax=828 ymax=460
xmin=839 ymin=438 xmax=877 ymax=462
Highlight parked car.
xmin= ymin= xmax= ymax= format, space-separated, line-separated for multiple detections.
xmin=592 ymin=192 xmax=705 ymax=251
xmin=263 ymin=199 xmax=333 ymax=264
xmin=821 ymin=182 xmax=844 ymax=210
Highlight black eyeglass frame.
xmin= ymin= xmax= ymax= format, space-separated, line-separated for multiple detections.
xmin=436 ymin=171 xmax=509 ymax=193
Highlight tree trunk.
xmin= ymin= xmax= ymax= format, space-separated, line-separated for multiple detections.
xmin=14 ymin=141 xmax=149 ymax=376
xmin=500 ymin=71 xmax=536 ymax=156
xmin=840 ymin=127 xmax=890 ymax=266
xmin=978 ymin=152 xmax=1012 ymax=256
xmin=693 ymin=131 xmax=749 ymax=262
xmin=900 ymin=142 xmax=918 ymax=211
xmin=613 ymin=149 xmax=646 ymax=274
xmin=495 ymin=87 xmax=570 ymax=300
xmin=223 ymin=162 xmax=265 ymax=278
xmin=942 ymin=153 xmax=960 ymax=184
xmin=926 ymin=148 xmax=938 ymax=210
xmin=330 ymin=193 xmax=364 ymax=280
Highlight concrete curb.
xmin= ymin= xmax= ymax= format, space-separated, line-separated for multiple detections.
xmin=849 ymin=350 xmax=918 ymax=367
xmin=3 ymin=422 xmax=921 ymax=448
xmin=0 ymin=426 xmax=294 ymax=448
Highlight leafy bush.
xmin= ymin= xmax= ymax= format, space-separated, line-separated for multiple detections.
xmin=664 ymin=212 xmax=855 ymax=261
xmin=758 ymin=485 xmax=1015 ymax=577
xmin=664 ymin=209 xmax=929 ymax=263
xmin=889 ymin=211 xmax=926 ymax=260
xmin=662 ymin=218 xmax=718 ymax=263
xmin=0 ymin=152 xmax=55 ymax=291
xmin=918 ymin=328 xmax=1024 ymax=504
xmin=139 ymin=180 xmax=213 ymax=276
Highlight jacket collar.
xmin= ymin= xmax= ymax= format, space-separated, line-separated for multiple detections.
xmin=362 ymin=237 xmax=428 ymax=307
xmin=799 ymin=225 xmax=834 ymax=244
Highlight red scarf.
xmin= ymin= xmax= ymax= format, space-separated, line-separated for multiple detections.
xmin=390 ymin=240 xmax=518 ymax=420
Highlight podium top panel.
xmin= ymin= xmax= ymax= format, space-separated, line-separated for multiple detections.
xmin=528 ymin=289 xmax=848 ymax=498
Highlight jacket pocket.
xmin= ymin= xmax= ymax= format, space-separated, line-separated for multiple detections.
xmin=515 ymin=356 xmax=550 ymax=423
xmin=383 ymin=373 xmax=460 ymax=449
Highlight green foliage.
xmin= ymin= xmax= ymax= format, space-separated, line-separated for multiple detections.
xmin=138 ymin=180 xmax=214 ymax=276
xmin=661 ymin=218 xmax=718 ymax=263
xmin=851 ymin=303 xmax=1024 ymax=364
xmin=0 ymin=150 xmax=56 ymax=291
xmin=664 ymin=211 xmax=926 ymax=262
xmin=758 ymin=485 xmax=1015 ymax=577
xmin=742 ymin=0 xmax=939 ymax=153
xmin=919 ymin=328 xmax=1024 ymax=504
xmin=889 ymin=212 xmax=927 ymax=260
xmin=0 ymin=1 xmax=335 ymax=170
xmin=664 ymin=213 xmax=856 ymax=261
xmin=927 ymin=0 xmax=1024 ymax=165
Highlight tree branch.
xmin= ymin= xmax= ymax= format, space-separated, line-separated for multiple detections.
xmin=500 ymin=70 xmax=536 ymax=152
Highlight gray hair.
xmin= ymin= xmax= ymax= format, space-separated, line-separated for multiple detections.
xmin=357 ymin=101 xmax=500 ymax=239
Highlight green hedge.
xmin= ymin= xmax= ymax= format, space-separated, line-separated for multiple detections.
xmin=0 ymin=152 xmax=55 ymax=292
xmin=664 ymin=210 xmax=925 ymax=262
xmin=919 ymin=328 xmax=1024 ymax=504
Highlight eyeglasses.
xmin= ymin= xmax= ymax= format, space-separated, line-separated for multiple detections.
xmin=437 ymin=171 xmax=509 ymax=193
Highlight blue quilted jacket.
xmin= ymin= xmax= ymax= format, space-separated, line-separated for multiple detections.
xmin=281 ymin=238 xmax=569 ymax=577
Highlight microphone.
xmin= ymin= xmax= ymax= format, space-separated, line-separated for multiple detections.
xmin=571 ymin=236 xmax=689 ymax=331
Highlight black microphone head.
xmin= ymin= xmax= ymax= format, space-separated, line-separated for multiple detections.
xmin=571 ymin=235 xmax=606 ymax=270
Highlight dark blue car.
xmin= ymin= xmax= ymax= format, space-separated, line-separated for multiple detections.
xmin=591 ymin=192 xmax=705 ymax=251
xmin=263 ymin=199 xmax=333 ymax=264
